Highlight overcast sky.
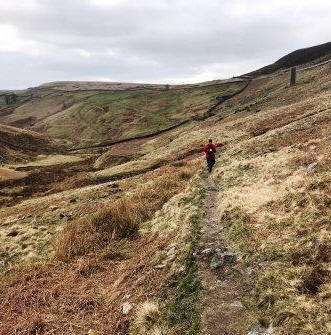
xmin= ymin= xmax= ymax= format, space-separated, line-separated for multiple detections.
xmin=0 ymin=0 xmax=330 ymax=89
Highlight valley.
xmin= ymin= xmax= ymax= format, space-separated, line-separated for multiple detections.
xmin=0 ymin=45 xmax=330 ymax=335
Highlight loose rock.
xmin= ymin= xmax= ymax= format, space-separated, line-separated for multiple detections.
xmin=230 ymin=300 xmax=243 ymax=308
xmin=60 ymin=212 xmax=73 ymax=220
xmin=210 ymin=252 xmax=224 ymax=270
xmin=122 ymin=302 xmax=134 ymax=315
xmin=305 ymin=162 xmax=317 ymax=175
xmin=247 ymin=323 xmax=274 ymax=335
xmin=210 ymin=251 xmax=236 ymax=270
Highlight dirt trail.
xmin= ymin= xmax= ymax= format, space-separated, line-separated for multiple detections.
xmin=198 ymin=175 xmax=249 ymax=335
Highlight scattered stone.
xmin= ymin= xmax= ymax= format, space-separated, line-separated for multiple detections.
xmin=49 ymin=205 xmax=59 ymax=211
xmin=247 ymin=323 xmax=274 ymax=335
xmin=230 ymin=300 xmax=243 ymax=308
xmin=247 ymin=324 xmax=267 ymax=335
xmin=109 ymin=188 xmax=121 ymax=194
xmin=108 ymin=183 xmax=119 ymax=188
xmin=69 ymin=198 xmax=77 ymax=203
xmin=305 ymin=162 xmax=317 ymax=175
xmin=60 ymin=212 xmax=73 ymax=220
xmin=87 ymin=329 xmax=98 ymax=335
xmin=210 ymin=252 xmax=224 ymax=270
xmin=122 ymin=302 xmax=134 ymax=315
xmin=155 ymin=263 xmax=166 ymax=269
xmin=123 ymin=294 xmax=131 ymax=300
xmin=210 ymin=251 xmax=236 ymax=270
xmin=246 ymin=267 xmax=254 ymax=276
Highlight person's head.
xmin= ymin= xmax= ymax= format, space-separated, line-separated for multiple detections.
xmin=208 ymin=138 xmax=212 ymax=143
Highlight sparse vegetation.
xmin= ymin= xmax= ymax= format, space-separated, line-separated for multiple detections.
xmin=166 ymin=213 xmax=203 ymax=335
xmin=0 ymin=55 xmax=330 ymax=334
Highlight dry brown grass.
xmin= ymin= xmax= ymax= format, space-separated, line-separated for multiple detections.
xmin=1 ymin=59 xmax=329 ymax=335
xmin=0 ymin=162 xmax=199 ymax=335
xmin=130 ymin=301 xmax=167 ymax=335
xmin=55 ymin=164 xmax=196 ymax=261
xmin=212 ymin=114 xmax=330 ymax=334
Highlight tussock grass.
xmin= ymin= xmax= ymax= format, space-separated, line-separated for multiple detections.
xmin=55 ymin=165 xmax=196 ymax=261
xmin=130 ymin=301 xmax=167 ymax=335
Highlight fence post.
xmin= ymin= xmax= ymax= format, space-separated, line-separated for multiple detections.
xmin=290 ymin=67 xmax=296 ymax=86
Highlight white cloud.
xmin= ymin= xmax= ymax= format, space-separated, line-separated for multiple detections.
xmin=76 ymin=49 xmax=92 ymax=57
xmin=0 ymin=24 xmax=43 ymax=55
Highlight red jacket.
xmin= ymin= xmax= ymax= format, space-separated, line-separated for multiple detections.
xmin=203 ymin=143 xmax=216 ymax=158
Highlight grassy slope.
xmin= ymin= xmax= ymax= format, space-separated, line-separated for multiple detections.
xmin=206 ymin=63 xmax=331 ymax=334
xmin=0 ymin=61 xmax=330 ymax=334
xmin=0 ymin=81 xmax=245 ymax=146
xmin=0 ymin=123 xmax=61 ymax=164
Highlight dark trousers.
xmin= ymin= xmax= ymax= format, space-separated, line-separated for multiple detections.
xmin=206 ymin=157 xmax=215 ymax=173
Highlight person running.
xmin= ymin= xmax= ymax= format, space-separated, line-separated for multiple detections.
xmin=203 ymin=138 xmax=216 ymax=173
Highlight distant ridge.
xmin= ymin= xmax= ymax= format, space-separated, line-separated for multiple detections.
xmin=246 ymin=41 xmax=331 ymax=77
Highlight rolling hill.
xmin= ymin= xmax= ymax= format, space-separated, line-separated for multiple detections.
xmin=0 ymin=124 xmax=61 ymax=164
xmin=0 ymin=80 xmax=247 ymax=147
xmin=246 ymin=41 xmax=331 ymax=77
xmin=0 ymin=44 xmax=330 ymax=335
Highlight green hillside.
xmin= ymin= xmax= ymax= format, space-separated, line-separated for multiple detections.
xmin=0 ymin=81 xmax=246 ymax=146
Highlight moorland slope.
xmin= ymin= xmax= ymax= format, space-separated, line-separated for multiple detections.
xmin=0 ymin=45 xmax=330 ymax=335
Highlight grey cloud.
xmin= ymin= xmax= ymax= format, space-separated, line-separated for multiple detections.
xmin=0 ymin=0 xmax=330 ymax=89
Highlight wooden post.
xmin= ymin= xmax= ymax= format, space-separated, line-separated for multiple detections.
xmin=290 ymin=66 xmax=296 ymax=86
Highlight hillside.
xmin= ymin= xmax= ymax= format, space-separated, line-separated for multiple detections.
xmin=0 ymin=124 xmax=62 ymax=165
xmin=246 ymin=41 xmax=331 ymax=77
xmin=0 ymin=46 xmax=330 ymax=335
xmin=0 ymin=80 xmax=246 ymax=147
